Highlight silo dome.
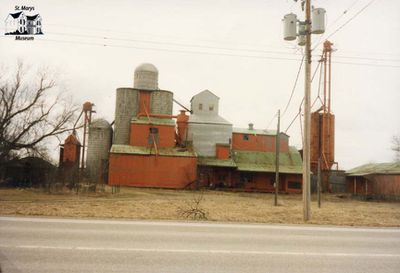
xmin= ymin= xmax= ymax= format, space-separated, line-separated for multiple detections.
xmin=90 ymin=118 xmax=111 ymax=129
xmin=134 ymin=63 xmax=159 ymax=90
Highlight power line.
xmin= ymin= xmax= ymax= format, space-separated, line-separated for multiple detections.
xmin=45 ymin=30 xmax=300 ymax=56
xmin=314 ymin=0 xmax=377 ymax=49
xmin=3 ymin=34 xmax=396 ymax=68
xmin=311 ymin=57 xmax=323 ymax=82
xmin=266 ymin=112 xmax=278 ymax=130
xmin=45 ymin=23 xmax=288 ymax=51
xmin=285 ymin=97 xmax=304 ymax=133
xmin=334 ymin=55 xmax=400 ymax=63
xmin=281 ymin=55 xmax=305 ymax=118
xmin=35 ymin=38 xmax=304 ymax=62
xmin=325 ymin=0 xmax=377 ymax=40
xmin=332 ymin=61 xmax=400 ymax=68
xmin=43 ymin=31 xmax=400 ymax=63
xmin=312 ymin=0 xmax=361 ymax=49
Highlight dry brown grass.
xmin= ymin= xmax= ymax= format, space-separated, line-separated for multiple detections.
xmin=0 ymin=187 xmax=399 ymax=227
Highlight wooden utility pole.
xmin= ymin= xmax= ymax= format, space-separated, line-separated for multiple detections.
xmin=303 ymin=0 xmax=312 ymax=221
xmin=317 ymin=157 xmax=321 ymax=208
xmin=274 ymin=110 xmax=281 ymax=206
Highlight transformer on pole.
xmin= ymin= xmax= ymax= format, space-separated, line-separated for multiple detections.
xmin=282 ymin=0 xmax=326 ymax=221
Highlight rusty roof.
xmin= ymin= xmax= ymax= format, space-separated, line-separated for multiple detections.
xmin=346 ymin=162 xmax=400 ymax=176
xmin=131 ymin=117 xmax=175 ymax=126
xmin=198 ymin=157 xmax=237 ymax=168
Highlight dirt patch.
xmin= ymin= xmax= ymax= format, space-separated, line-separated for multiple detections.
xmin=0 ymin=187 xmax=399 ymax=227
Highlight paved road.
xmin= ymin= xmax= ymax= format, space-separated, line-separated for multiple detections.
xmin=0 ymin=216 xmax=399 ymax=273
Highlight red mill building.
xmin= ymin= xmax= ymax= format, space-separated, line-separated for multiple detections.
xmin=108 ymin=64 xmax=197 ymax=188
xmin=104 ymin=63 xmax=303 ymax=191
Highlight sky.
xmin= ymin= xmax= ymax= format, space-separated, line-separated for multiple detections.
xmin=1 ymin=0 xmax=399 ymax=169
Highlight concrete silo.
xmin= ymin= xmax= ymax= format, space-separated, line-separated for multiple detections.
xmin=86 ymin=119 xmax=112 ymax=183
xmin=113 ymin=88 xmax=139 ymax=145
xmin=150 ymin=90 xmax=173 ymax=115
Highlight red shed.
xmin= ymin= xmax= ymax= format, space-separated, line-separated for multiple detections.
xmin=346 ymin=162 xmax=400 ymax=200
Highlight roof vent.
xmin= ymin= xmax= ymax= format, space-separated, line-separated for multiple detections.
xmin=248 ymin=123 xmax=254 ymax=130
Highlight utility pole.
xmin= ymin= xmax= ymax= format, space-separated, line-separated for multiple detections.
xmin=317 ymin=157 xmax=321 ymax=208
xmin=274 ymin=109 xmax=280 ymax=206
xmin=303 ymin=0 xmax=312 ymax=221
xmin=282 ymin=0 xmax=326 ymax=221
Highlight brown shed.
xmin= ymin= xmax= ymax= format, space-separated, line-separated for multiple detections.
xmin=346 ymin=162 xmax=400 ymax=200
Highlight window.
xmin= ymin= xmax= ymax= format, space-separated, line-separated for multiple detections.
xmin=288 ymin=181 xmax=301 ymax=189
xmin=243 ymin=134 xmax=249 ymax=141
xmin=199 ymin=103 xmax=203 ymax=110
xmin=240 ymin=173 xmax=253 ymax=183
xmin=149 ymin=127 xmax=158 ymax=134
xmin=209 ymin=105 xmax=214 ymax=111
xmin=148 ymin=127 xmax=159 ymax=144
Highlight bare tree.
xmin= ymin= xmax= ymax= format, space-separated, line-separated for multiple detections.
xmin=0 ymin=61 xmax=78 ymax=168
xmin=177 ymin=190 xmax=208 ymax=220
xmin=392 ymin=135 xmax=400 ymax=162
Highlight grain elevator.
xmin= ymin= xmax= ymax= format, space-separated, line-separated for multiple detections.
xmin=108 ymin=63 xmax=197 ymax=188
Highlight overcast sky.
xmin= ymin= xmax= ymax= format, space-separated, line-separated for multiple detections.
xmin=1 ymin=0 xmax=399 ymax=169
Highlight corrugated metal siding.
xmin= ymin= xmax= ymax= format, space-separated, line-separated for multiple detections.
xmin=188 ymin=122 xmax=232 ymax=157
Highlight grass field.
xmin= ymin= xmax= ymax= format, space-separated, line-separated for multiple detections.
xmin=0 ymin=187 xmax=399 ymax=227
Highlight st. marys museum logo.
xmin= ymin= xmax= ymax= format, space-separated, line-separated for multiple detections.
xmin=4 ymin=5 xmax=43 ymax=40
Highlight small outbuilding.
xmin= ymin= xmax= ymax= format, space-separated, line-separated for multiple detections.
xmin=346 ymin=162 xmax=400 ymax=200
xmin=2 ymin=157 xmax=56 ymax=187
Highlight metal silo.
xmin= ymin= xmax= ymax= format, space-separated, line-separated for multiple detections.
xmin=86 ymin=119 xmax=112 ymax=183
xmin=134 ymin=63 xmax=159 ymax=90
xmin=150 ymin=90 xmax=173 ymax=115
xmin=114 ymin=87 xmax=139 ymax=144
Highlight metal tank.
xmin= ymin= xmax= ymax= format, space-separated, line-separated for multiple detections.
xmin=86 ymin=119 xmax=112 ymax=183
xmin=134 ymin=63 xmax=159 ymax=90
xmin=283 ymin=13 xmax=297 ymax=41
xmin=311 ymin=8 xmax=326 ymax=34
xmin=114 ymin=87 xmax=139 ymax=144
xmin=150 ymin=90 xmax=173 ymax=115
xmin=297 ymin=21 xmax=306 ymax=46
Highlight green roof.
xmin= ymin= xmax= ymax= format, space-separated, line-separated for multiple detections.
xmin=232 ymin=146 xmax=303 ymax=174
xmin=110 ymin=145 xmax=196 ymax=157
xmin=233 ymin=127 xmax=276 ymax=136
xmin=346 ymin=162 xmax=400 ymax=176
xmin=131 ymin=117 xmax=175 ymax=126
xmin=198 ymin=157 xmax=237 ymax=168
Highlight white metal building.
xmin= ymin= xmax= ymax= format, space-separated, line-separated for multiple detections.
xmin=187 ymin=90 xmax=232 ymax=157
